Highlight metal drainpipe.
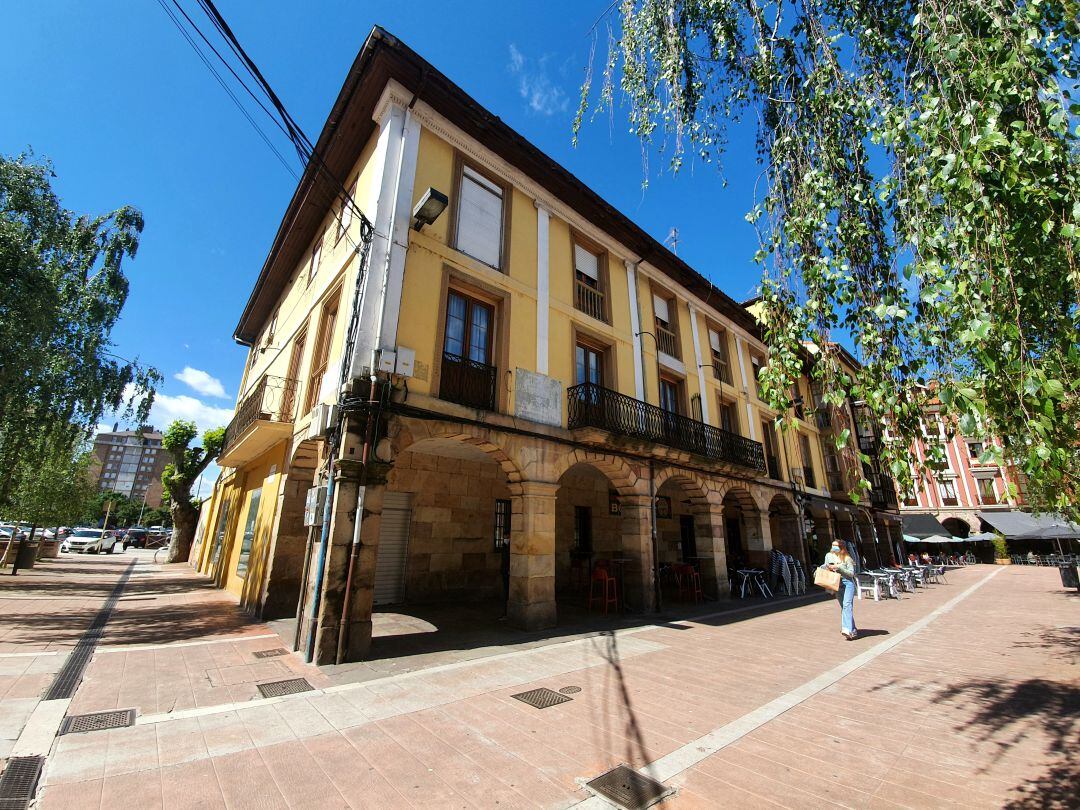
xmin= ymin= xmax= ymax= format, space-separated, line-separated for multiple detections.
xmin=335 ymin=374 xmax=380 ymax=665
xmin=304 ymin=454 xmax=337 ymax=663
xmin=649 ymin=460 xmax=662 ymax=613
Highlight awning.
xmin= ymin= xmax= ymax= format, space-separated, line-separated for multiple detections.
xmin=901 ymin=513 xmax=950 ymax=538
xmin=977 ymin=511 xmax=1080 ymax=540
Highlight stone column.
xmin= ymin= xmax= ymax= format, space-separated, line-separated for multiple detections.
xmin=338 ymin=483 xmax=385 ymax=661
xmin=619 ymin=494 xmax=656 ymax=612
xmin=696 ymin=498 xmax=730 ymax=598
xmin=508 ymin=481 xmax=558 ymax=630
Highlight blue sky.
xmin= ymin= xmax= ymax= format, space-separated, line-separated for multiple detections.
xmin=2 ymin=1 xmax=763 ymax=488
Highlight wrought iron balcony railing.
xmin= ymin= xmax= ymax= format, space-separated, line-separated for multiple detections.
xmin=574 ymin=279 xmax=606 ymax=322
xmin=802 ymin=465 xmax=817 ymax=489
xmin=222 ymin=375 xmax=299 ymax=452
xmin=567 ymin=383 xmax=766 ymax=472
xmin=440 ymin=351 xmax=497 ymax=411
xmin=826 ymin=471 xmax=846 ymax=492
xmin=711 ymin=359 xmax=733 ymax=385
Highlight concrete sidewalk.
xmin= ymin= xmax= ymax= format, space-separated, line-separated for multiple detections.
xmin=2 ymin=552 xmax=1076 ymax=809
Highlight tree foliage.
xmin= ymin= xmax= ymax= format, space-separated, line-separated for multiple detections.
xmin=0 ymin=152 xmax=160 ymax=514
xmin=161 ymin=419 xmax=225 ymax=563
xmin=577 ymin=0 xmax=1080 ymax=517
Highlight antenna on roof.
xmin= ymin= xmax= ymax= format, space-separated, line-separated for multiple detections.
xmin=664 ymin=227 xmax=679 ymax=255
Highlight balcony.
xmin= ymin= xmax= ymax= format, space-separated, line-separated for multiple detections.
xmin=655 ymin=324 xmax=679 ymax=358
xmin=574 ymin=279 xmax=606 ymax=322
xmin=765 ymin=454 xmax=782 ymax=481
xmin=815 ymin=409 xmax=832 ymax=429
xmin=802 ymin=465 xmax=817 ymax=489
xmin=711 ymin=359 xmax=733 ymax=385
xmin=218 ymin=375 xmax=299 ymax=467
xmin=439 ymin=351 xmax=497 ymax=411
xmin=567 ymin=383 xmax=766 ymax=472
xmin=826 ymin=471 xmax=845 ymax=492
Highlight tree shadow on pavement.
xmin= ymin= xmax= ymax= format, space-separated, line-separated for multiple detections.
xmin=932 ymin=677 xmax=1079 ymax=809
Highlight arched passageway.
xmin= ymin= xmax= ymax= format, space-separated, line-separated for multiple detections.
xmin=767 ymin=495 xmax=804 ymax=568
xmin=942 ymin=517 xmax=971 ymax=538
xmin=721 ymin=488 xmax=764 ymax=576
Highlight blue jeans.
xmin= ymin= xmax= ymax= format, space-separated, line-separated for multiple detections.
xmin=837 ymin=578 xmax=857 ymax=634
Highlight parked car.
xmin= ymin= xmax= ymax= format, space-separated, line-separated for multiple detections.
xmin=124 ymin=527 xmax=149 ymax=548
xmin=65 ymin=527 xmax=120 ymax=554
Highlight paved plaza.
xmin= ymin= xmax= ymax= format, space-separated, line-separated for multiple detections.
xmin=0 ymin=551 xmax=1076 ymax=809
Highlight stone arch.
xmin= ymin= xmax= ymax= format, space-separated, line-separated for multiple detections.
xmin=548 ymin=448 xmax=642 ymax=496
xmin=940 ymin=514 xmax=977 ymax=537
xmin=261 ymin=437 xmax=321 ymax=620
xmin=392 ymin=420 xmax=525 ymax=490
xmin=767 ymin=494 xmax=805 ymax=567
xmin=718 ymin=485 xmax=766 ymax=570
xmin=655 ymin=469 xmax=727 ymax=598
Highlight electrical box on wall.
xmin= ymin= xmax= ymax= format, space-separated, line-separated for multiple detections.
xmin=307 ymin=403 xmax=338 ymax=440
xmin=394 ymin=346 xmax=416 ymax=377
xmin=304 ymin=485 xmax=327 ymax=527
xmin=377 ymin=350 xmax=397 ymax=374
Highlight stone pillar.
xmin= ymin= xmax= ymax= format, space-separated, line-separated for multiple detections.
xmin=260 ymin=469 xmax=315 ymax=620
xmin=309 ymin=461 xmax=365 ymax=665
xmin=619 ymin=494 xmax=656 ymax=612
xmin=745 ymin=508 xmax=771 ymax=567
xmin=696 ymin=498 xmax=730 ymax=598
xmin=508 ymin=481 xmax=557 ymax=630
xmin=339 ymin=483 xmax=385 ymax=661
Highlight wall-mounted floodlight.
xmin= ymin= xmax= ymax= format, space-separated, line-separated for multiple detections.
xmin=412 ymin=188 xmax=448 ymax=230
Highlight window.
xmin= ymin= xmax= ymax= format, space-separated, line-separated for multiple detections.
xmin=938 ymin=478 xmax=959 ymax=506
xmin=573 ymin=505 xmax=593 ymax=552
xmin=304 ymin=292 xmax=340 ymax=414
xmin=575 ymin=342 xmax=604 ymax=387
xmin=967 ymin=441 xmax=985 ymax=461
xmin=282 ymin=329 xmax=307 ymax=419
xmin=336 ymin=179 xmax=356 ymax=243
xmin=235 ymin=488 xmax=262 ymax=577
xmin=265 ymin=308 xmax=278 ymax=347
xmin=717 ymin=399 xmax=739 ymax=435
xmin=455 ymin=165 xmax=504 ymax=268
xmin=708 ymin=328 xmax=732 ymax=384
xmin=440 ymin=290 xmax=497 ymax=410
xmin=307 ymin=227 xmax=326 ymax=285
xmin=750 ymin=353 xmax=765 ymax=400
xmin=791 ymin=385 xmax=805 ymax=419
xmin=799 ymin=434 xmax=816 ymax=488
xmin=903 ymin=487 xmax=919 ymax=507
xmin=653 ymin=294 xmax=679 ymax=357
xmin=823 ymin=445 xmax=843 ymax=491
xmin=573 ymin=242 xmax=606 ymax=321
xmin=761 ymin=421 xmax=781 ymax=480
xmin=976 ymin=477 xmax=998 ymax=505
xmin=659 ymin=377 xmax=681 ymax=415
xmin=493 ymin=499 xmax=511 ymax=549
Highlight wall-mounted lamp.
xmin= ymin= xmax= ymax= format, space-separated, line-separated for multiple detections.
xmin=411 ymin=187 xmax=448 ymax=230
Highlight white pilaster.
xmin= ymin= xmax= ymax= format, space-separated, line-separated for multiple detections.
xmin=625 ymin=260 xmax=646 ymax=401
xmin=688 ymin=305 xmax=710 ymax=425
xmin=535 ymin=203 xmax=550 ymax=374
xmin=735 ymin=335 xmax=757 ymax=441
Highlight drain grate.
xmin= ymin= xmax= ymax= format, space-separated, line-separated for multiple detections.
xmin=252 ymin=648 xmax=289 ymax=659
xmin=559 ymin=685 xmax=582 ymax=695
xmin=257 ymin=677 xmax=313 ymax=698
xmin=0 ymin=756 xmax=44 ymax=810
xmin=511 ymin=687 xmax=573 ymax=709
xmin=60 ymin=708 xmax=136 ymax=735
xmin=586 ymin=765 xmax=671 ymax=810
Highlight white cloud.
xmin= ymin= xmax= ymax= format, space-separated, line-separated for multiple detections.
xmin=150 ymin=393 xmax=234 ymax=436
xmin=508 ymin=44 xmax=570 ymax=117
xmin=174 ymin=366 xmax=227 ymax=399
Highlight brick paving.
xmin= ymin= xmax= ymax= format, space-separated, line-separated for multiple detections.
xmin=1 ymin=551 xmax=1075 ymax=809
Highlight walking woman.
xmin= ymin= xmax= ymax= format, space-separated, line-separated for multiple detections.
xmin=824 ymin=541 xmax=858 ymax=640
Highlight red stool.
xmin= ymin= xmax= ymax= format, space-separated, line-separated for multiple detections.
xmin=675 ymin=563 xmax=704 ymax=603
xmin=587 ymin=566 xmax=618 ymax=614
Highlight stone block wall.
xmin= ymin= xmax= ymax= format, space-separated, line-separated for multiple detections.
xmin=386 ymin=450 xmax=510 ymax=602
xmin=553 ymin=467 xmax=622 ymax=589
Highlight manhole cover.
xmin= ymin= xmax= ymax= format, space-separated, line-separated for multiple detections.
xmin=510 ymin=687 xmax=572 ymax=709
xmin=252 ymin=648 xmax=290 ymax=659
xmin=59 ymin=709 xmax=136 ymax=735
xmin=0 ymin=756 xmax=44 ymax=809
xmin=257 ymin=677 xmax=314 ymax=698
xmin=586 ymin=765 xmax=671 ymax=810
xmin=559 ymin=686 xmax=582 ymax=695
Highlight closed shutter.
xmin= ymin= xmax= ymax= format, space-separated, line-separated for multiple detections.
xmin=456 ymin=167 xmax=503 ymax=267
xmin=373 ymin=491 xmax=412 ymax=605
xmin=653 ymin=294 xmax=670 ymax=323
xmin=574 ymin=244 xmax=599 ymax=280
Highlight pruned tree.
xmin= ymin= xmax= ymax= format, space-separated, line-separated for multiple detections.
xmin=161 ymin=420 xmax=225 ymax=563
xmin=0 ymin=152 xmax=159 ymax=514
xmin=577 ymin=1 xmax=1080 ymax=518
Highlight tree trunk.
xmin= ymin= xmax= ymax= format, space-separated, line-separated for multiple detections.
xmin=166 ymin=498 xmax=199 ymax=564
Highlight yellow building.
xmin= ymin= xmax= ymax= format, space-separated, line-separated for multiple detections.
xmin=195 ymin=28 xmax=901 ymax=664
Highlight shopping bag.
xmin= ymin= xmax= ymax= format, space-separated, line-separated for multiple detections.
xmin=814 ymin=565 xmax=841 ymax=593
